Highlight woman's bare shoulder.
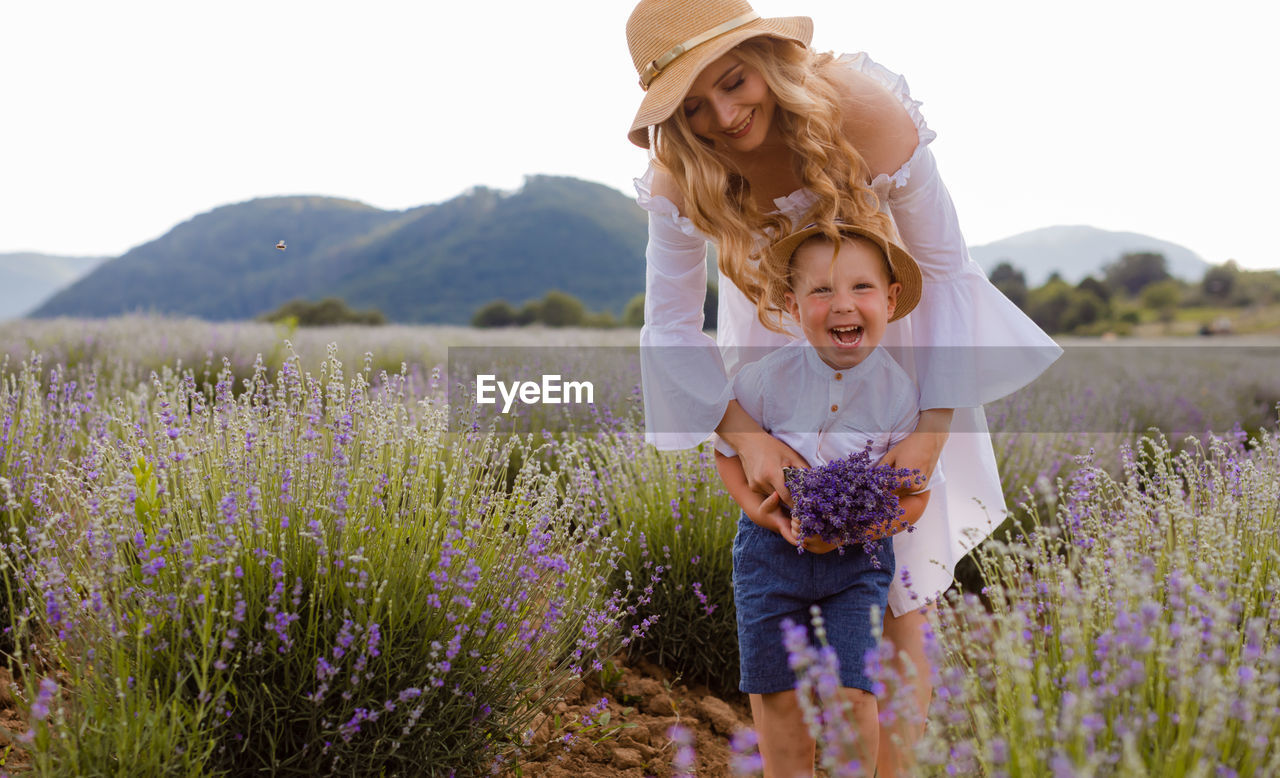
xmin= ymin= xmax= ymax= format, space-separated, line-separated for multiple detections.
xmin=823 ymin=61 xmax=919 ymax=179
xmin=648 ymin=165 xmax=686 ymax=213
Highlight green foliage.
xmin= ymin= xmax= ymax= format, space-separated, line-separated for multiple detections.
xmin=1228 ymin=267 xmax=1280 ymax=307
xmin=989 ymin=261 xmax=1028 ymax=308
xmin=1025 ymin=278 xmax=1073 ymax=333
xmin=1140 ymin=278 xmax=1185 ymax=322
xmin=3 ymin=353 xmax=641 ymax=776
xmin=616 ymin=285 xmax=716 ymax=330
xmin=584 ymin=437 xmax=742 ymax=696
xmin=472 ymin=290 xmax=621 ymax=329
xmin=622 ymin=293 xmax=645 ymax=328
xmin=582 ymin=311 xmax=618 ymax=328
xmin=258 ymin=297 xmax=386 ymax=326
xmin=472 ymin=299 xmax=518 ymax=328
xmin=32 ymin=178 xmax=648 ymax=324
xmin=1075 ymin=275 xmax=1112 ymax=304
xmin=923 ymin=428 xmax=1280 ymax=775
xmin=1104 ymin=251 xmax=1171 ymax=297
xmin=1200 ymin=261 xmax=1238 ymax=302
xmin=515 ymin=300 xmax=542 ymax=326
xmin=1025 ymin=277 xmax=1119 ymax=334
xmin=539 ymin=290 xmax=586 ymax=327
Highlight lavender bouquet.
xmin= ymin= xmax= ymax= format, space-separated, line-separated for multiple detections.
xmin=784 ymin=446 xmax=923 ymax=558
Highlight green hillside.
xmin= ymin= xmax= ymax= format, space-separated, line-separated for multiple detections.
xmin=31 ymin=177 xmax=649 ymax=323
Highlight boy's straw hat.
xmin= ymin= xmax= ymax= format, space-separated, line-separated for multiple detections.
xmin=770 ymin=221 xmax=924 ymax=322
xmin=626 ymin=0 xmax=812 ymax=148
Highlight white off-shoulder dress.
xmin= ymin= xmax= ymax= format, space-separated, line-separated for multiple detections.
xmin=635 ymin=52 xmax=1063 ymax=616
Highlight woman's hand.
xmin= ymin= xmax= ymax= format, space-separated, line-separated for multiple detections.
xmin=717 ymin=401 xmax=810 ymax=505
xmin=882 ymin=408 xmax=954 ymax=486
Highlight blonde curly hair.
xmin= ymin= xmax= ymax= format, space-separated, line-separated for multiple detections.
xmin=652 ymin=37 xmax=896 ymax=333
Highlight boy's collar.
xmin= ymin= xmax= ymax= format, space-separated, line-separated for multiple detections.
xmin=798 ymin=340 xmax=884 ymax=378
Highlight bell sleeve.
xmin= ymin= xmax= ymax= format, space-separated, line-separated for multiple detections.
xmin=635 ymin=167 xmax=732 ymax=450
xmin=848 ymin=53 xmax=1063 ymax=410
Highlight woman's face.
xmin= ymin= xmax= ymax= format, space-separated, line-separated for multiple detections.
xmin=681 ymin=51 xmax=776 ymax=153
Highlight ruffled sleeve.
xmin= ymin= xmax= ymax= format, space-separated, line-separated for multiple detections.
xmin=844 ymin=53 xmax=1063 ymax=408
xmin=634 ymin=165 xmax=731 ymax=449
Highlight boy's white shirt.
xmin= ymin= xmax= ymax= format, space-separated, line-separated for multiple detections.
xmin=717 ymin=340 xmax=941 ymax=491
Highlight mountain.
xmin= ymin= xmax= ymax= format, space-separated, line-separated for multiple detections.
xmin=31 ymin=176 xmax=648 ymax=324
xmin=0 ymin=254 xmax=107 ymax=319
xmin=969 ymin=226 xmax=1210 ymax=286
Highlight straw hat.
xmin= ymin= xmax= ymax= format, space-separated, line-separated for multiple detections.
xmin=769 ymin=221 xmax=923 ymax=322
xmin=626 ymin=0 xmax=812 ymax=148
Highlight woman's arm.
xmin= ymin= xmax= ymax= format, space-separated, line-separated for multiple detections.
xmin=881 ymin=408 xmax=953 ymax=483
xmin=716 ymin=400 xmax=810 ymax=505
xmin=835 ymin=53 xmax=1063 ymax=410
xmin=715 ymin=452 xmax=798 ymax=545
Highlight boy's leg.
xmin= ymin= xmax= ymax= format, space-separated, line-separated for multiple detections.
xmin=840 ymin=687 xmax=879 ymax=776
xmin=750 ymin=690 xmax=814 ymax=778
xmin=875 ymin=603 xmax=936 ymax=778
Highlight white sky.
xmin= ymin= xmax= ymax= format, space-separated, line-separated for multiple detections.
xmin=2 ymin=0 xmax=1276 ymax=270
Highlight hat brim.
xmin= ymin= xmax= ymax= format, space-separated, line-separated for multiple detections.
xmin=627 ymin=16 xmax=813 ymax=149
xmin=770 ymin=223 xmax=923 ymax=323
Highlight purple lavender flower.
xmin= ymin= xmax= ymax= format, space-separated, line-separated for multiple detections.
xmin=784 ymin=446 xmax=921 ymax=556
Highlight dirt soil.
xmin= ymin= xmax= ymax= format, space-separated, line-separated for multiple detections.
xmin=0 ymin=667 xmax=31 ymax=774
xmin=509 ymin=656 xmax=753 ymax=777
xmin=0 ymin=659 xmax=752 ymax=777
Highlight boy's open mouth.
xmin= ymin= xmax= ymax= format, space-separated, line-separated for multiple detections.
xmin=830 ymin=325 xmax=863 ymax=347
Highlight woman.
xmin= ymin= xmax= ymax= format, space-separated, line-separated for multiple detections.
xmin=626 ymin=0 xmax=1061 ymax=774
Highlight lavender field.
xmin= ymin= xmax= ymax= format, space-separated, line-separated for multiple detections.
xmin=0 ymin=316 xmax=1277 ymax=776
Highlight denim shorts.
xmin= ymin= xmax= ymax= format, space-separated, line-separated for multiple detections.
xmin=733 ymin=513 xmax=894 ymax=695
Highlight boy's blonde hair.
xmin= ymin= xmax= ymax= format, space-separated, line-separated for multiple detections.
xmin=652 ymin=37 xmax=895 ymax=333
xmin=760 ymin=232 xmax=888 ymax=328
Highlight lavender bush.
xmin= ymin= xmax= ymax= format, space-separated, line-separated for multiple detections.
xmin=577 ymin=429 xmax=743 ymax=695
xmin=762 ymin=422 xmax=1280 ymax=776
xmin=1 ymin=348 xmax=650 ymax=776
xmin=916 ymin=424 xmax=1280 ymax=775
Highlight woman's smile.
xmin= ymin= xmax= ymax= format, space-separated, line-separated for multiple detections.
xmin=682 ymin=53 xmax=775 ymax=151
xmin=724 ymin=109 xmax=755 ymax=139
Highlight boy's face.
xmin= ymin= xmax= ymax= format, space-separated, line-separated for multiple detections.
xmin=785 ymin=237 xmax=901 ymax=371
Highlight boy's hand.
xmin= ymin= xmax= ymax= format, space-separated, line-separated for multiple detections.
xmin=756 ymin=491 xmax=800 ymax=545
xmin=790 ymin=514 xmax=839 ymax=554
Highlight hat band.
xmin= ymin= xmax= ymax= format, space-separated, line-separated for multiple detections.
xmin=638 ymin=11 xmax=760 ymax=90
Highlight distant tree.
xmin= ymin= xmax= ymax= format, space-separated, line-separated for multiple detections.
xmin=515 ymin=300 xmax=542 ymax=326
xmin=1201 ymin=261 xmax=1238 ymax=303
xmin=1141 ymin=279 xmax=1184 ymax=323
xmin=1231 ymin=268 xmax=1280 ymax=306
xmin=989 ymin=261 xmax=1028 ymax=308
xmin=1065 ymin=288 xmax=1107 ymax=331
xmin=623 ymin=293 xmax=645 ymax=328
xmin=258 ymin=297 xmax=385 ymax=326
xmin=582 ymin=310 xmax=618 ymax=328
xmin=472 ymin=300 xmax=518 ymax=328
xmin=703 ymin=284 xmax=718 ymax=331
xmin=537 ymin=291 xmax=586 ymax=327
xmin=1104 ymin=252 xmax=1170 ymax=297
xmin=1076 ymin=276 xmax=1113 ymax=304
xmin=1025 ymin=278 xmax=1074 ymax=333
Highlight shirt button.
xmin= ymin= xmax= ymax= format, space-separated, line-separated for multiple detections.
xmin=830 ymin=404 xmax=838 ymax=412
xmin=835 ymin=373 xmax=843 ymax=381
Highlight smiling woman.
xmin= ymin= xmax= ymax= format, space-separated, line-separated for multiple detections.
xmin=623 ymin=0 xmax=1061 ymax=774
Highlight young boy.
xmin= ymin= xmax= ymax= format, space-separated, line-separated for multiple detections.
xmin=715 ymin=220 xmax=934 ymax=775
